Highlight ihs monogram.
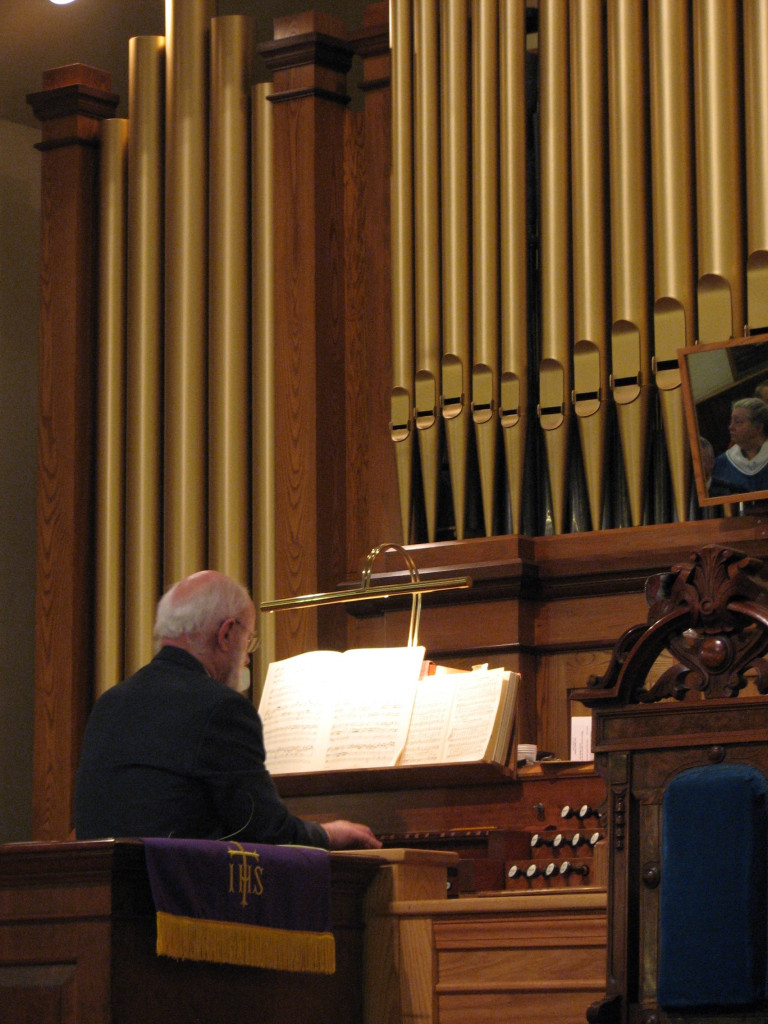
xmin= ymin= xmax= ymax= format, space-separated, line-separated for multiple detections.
xmin=227 ymin=842 xmax=265 ymax=907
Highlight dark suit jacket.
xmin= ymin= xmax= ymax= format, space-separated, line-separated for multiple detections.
xmin=74 ymin=646 xmax=328 ymax=847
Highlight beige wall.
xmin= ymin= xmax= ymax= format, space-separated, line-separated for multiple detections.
xmin=0 ymin=119 xmax=39 ymax=842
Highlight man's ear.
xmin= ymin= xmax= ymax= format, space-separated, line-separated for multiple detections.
xmin=216 ymin=617 xmax=236 ymax=651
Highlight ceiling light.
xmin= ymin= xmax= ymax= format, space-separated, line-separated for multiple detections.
xmin=49 ymin=0 xmax=78 ymax=5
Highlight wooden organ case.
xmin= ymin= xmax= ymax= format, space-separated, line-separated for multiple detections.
xmin=24 ymin=4 xmax=768 ymax=1024
xmin=573 ymin=544 xmax=768 ymax=1024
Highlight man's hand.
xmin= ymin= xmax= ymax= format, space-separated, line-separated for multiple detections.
xmin=322 ymin=819 xmax=382 ymax=850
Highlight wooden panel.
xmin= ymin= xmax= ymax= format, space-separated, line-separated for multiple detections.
xmin=434 ymin=907 xmax=606 ymax=1024
xmin=533 ymin=592 xmax=646 ymax=649
xmin=0 ymin=965 xmax=75 ymax=1024
xmin=440 ymin=945 xmax=603 ymax=985
xmin=400 ymin=918 xmax=436 ymax=1024
xmin=537 ymin=650 xmax=610 ymax=757
xmin=437 ymin=990 xmax=604 ymax=1024
xmin=363 ymin=899 xmax=402 ymax=1024
xmin=0 ymin=923 xmax=111 ymax=1024
xmin=537 ymin=648 xmax=678 ymax=759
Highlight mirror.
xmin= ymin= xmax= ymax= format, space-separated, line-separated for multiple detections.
xmin=679 ymin=332 xmax=768 ymax=507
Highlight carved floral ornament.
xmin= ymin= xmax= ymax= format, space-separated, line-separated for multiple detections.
xmin=574 ymin=545 xmax=768 ymax=706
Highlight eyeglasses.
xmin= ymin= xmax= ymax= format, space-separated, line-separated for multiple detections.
xmin=234 ymin=619 xmax=261 ymax=654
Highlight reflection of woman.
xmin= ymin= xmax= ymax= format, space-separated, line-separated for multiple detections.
xmin=710 ymin=398 xmax=768 ymax=495
xmin=699 ymin=436 xmax=715 ymax=488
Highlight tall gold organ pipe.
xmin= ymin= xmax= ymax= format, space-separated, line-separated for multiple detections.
xmin=499 ymin=0 xmax=529 ymax=535
xmin=538 ymin=0 xmax=571 ymax=536
xmin=95 ymin=118 xmax=128 ymax=696
xmin=252 ymin=81 xmax=275 ymax=697
xmin=471 ymin=0 xmax=500 ymax=536
xmin=390 ymin=0 xmax=415 ymax=543
xmin=164 ymin=0 xmax=215 ymax=582
xmin=649 ymin=0 xmax=694 ymax=522
xmin=570 ymin=0 xmax=608 ymax=533
xmin=693 ymin=0 xmax=743 ymax=342
xmin=607 ymin=0 xmax=650 ymax=527
xmin=413 ymin=0 xmax=441 ymax=542
xmin=744 ymin=0 xmax=768 ymax=333
xmin=208 ymin=15 xmax=254 ymax=582
xmin=440 ymin=0 xmax=470 ymax=540
xmin=125 ymin=35 xmax=165 ymax=674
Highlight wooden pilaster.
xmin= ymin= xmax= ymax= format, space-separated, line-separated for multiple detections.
xmin=261 ymin=14 xmax=355 ymax=658
xmin=345 ymin=3 xmax=400 ymax=572
xmin=27 ymin=65 xmax=118 ymax=840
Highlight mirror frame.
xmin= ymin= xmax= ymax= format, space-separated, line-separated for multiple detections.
xmin=679 ymin=331 xmax=768 ymax=508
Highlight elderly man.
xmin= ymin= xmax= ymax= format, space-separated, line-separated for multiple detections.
xmin=74 ymin=570 xmax=381 ymax=850
xmin=710 ymin=397 xmax=768 ymax=496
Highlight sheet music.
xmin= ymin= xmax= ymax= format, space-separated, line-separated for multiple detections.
xmin=321 ymin=647 xmax=425 ymax=769
xmin=259 ymin=650 xmax=340 ymax=773
xmin=259 ymin=646 xmax=425 ymax=773
xmin=442 ymin=667 xmax=505 ymax=763
xmin=397 ymin=675 xmax=455 ymax=765
xmin=322 ymin=679 xmax=415 ymax=769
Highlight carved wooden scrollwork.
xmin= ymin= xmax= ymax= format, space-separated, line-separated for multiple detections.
xmin=573 ymin=545 xmax=768 ymax=707
xmin=645 ymin=545 xmax=765 ymax=633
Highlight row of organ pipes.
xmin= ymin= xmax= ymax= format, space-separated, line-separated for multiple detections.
xmin=93 ymin=0 xmax=768 ymax=693
xmin=95 ymin=4 xmax=275 ymax=693
xmin=391 ymin=0 xmax=768 ymax=540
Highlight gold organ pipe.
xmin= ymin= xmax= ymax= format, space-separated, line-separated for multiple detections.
xmin=538 ymin=0 xmax=571 ymax=535
xmin=607 ymin=0 xmax=650 ymax=527
xmin=95 ymin=118 xmax=128 ymax=696
xmin=164 ymin=0 xmax=215 ymax=582
xmin=252 ymin=81 xmax=275 ymax=697
xmin=390 ymin=0 xmax=415 ymax=543
xmin=744 ymin=0 xmax=768 ymax=333
xmin=125 ymin=35 xmax=165 ymax=674
xmin=413 ymin=0 xmax=441 ymax=542
xmin=440 ymin=0 xmax=470 ymax=540
xmin=693 ymin=0 xmax=743 ymax=342
xmin=649 ymin=0 xmax=694 ymax=523
xmin=499 ymin=0 xmax=529 ymax=535
xmin=208 ymin=15 xmax=254 ymax=581
xmin=471 ymin=0 xmax=500 ymax=536
xmin=570 ymin=0 xmax=608 ymax=533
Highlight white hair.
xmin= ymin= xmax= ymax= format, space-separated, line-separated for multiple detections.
xmin=153 ymin=573 xmax=251 ymax=646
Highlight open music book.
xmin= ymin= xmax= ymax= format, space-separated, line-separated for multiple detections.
xmin=258 ymin=647 xmax=518 ymax=775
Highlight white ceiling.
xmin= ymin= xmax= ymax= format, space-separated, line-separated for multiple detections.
xmin=2 ymin=0 xmax=369 ymax=130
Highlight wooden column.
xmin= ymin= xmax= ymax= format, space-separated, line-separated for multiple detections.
xmin=261 ymin=15 xmax=354 ymax=658
xmin=346 ymin=3 xmax=401 ymax=573
xmin=27 ymin=65 xmax=118 ymax=840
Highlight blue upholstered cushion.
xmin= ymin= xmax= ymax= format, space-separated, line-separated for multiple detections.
xmin=658 ymin=763 xmax=768 ymax=1009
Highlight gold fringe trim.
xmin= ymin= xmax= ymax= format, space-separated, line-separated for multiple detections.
xmin=155 ymin=911 xmax=336 ymax=974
